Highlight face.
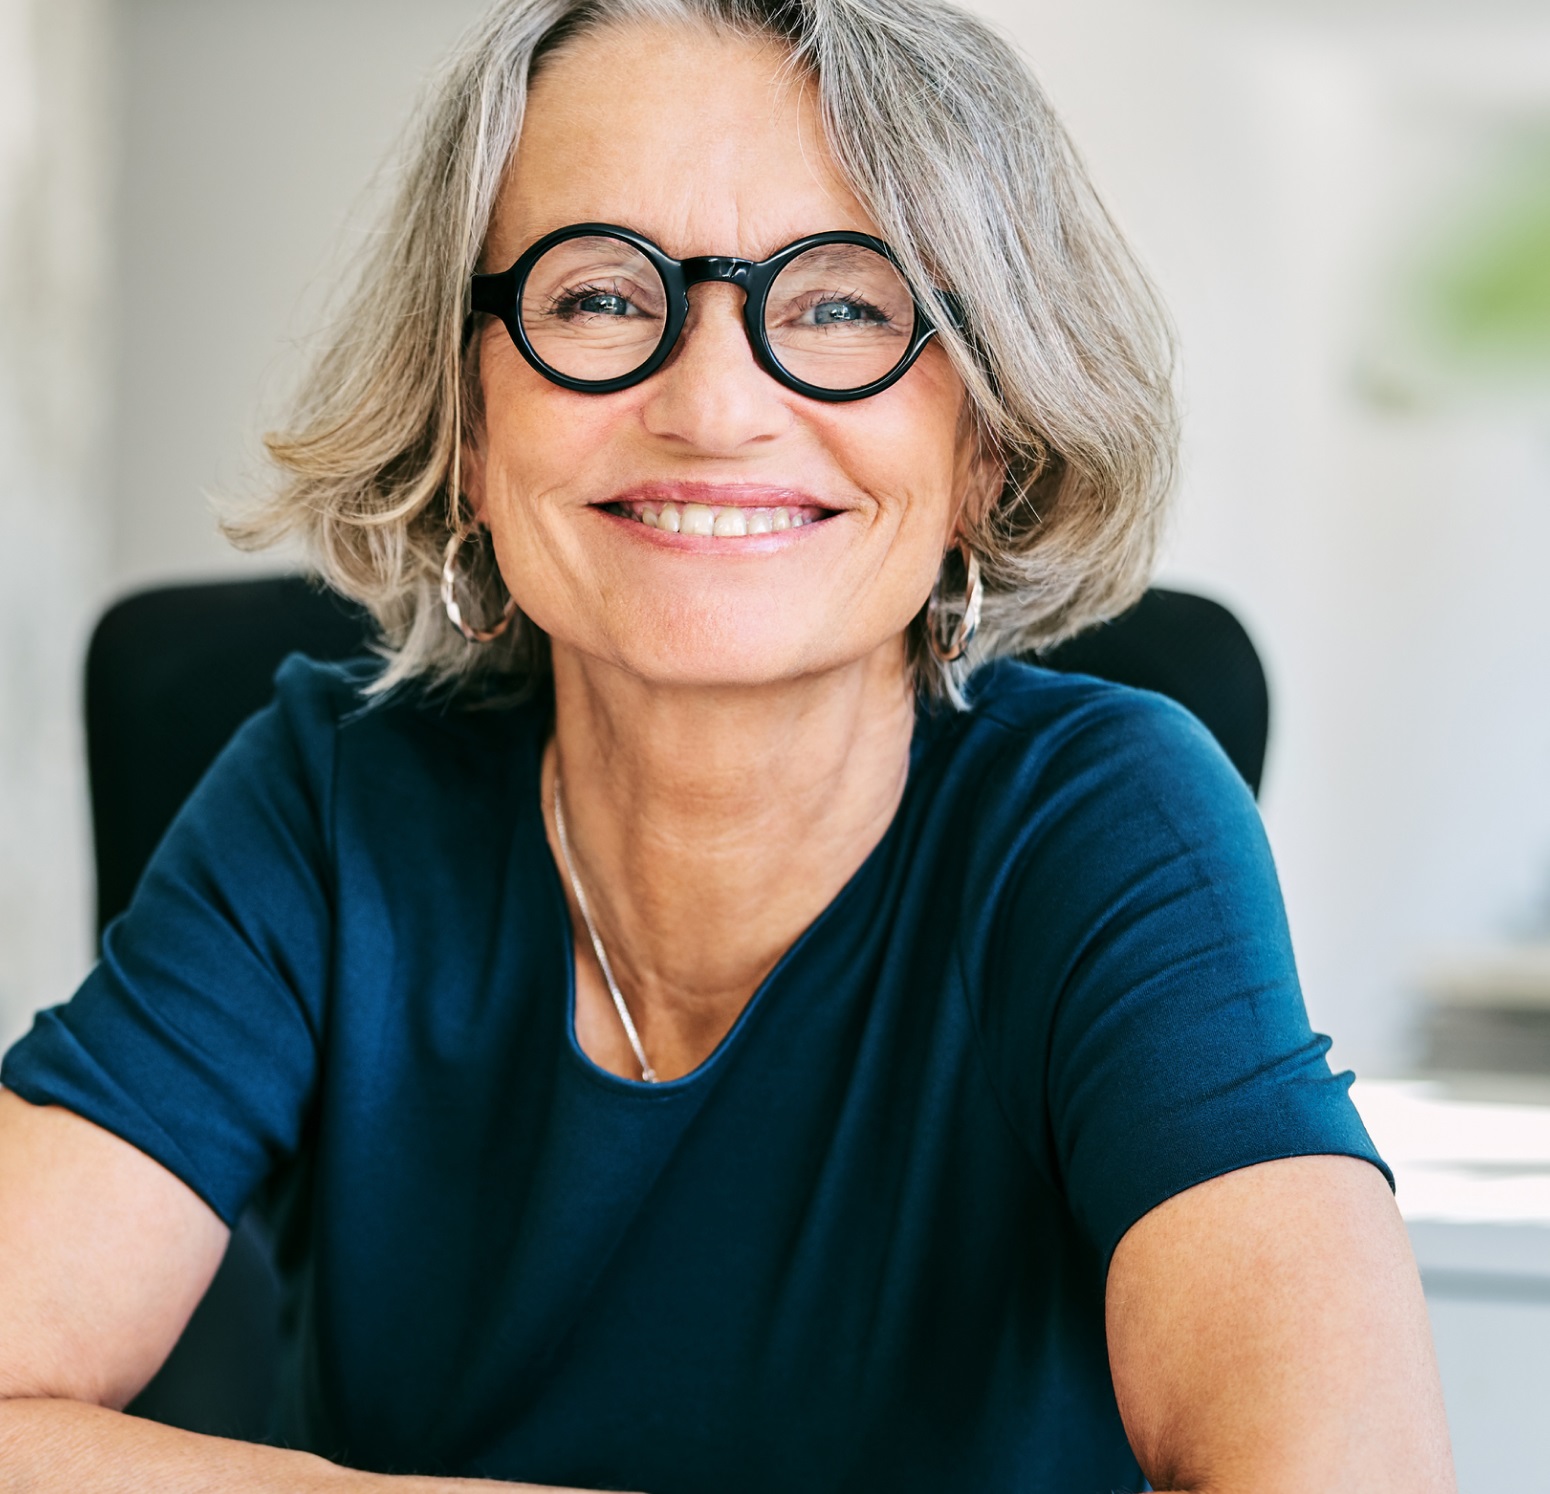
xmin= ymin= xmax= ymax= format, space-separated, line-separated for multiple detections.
xmin=467 ymin=21 xmax=998 ymax=690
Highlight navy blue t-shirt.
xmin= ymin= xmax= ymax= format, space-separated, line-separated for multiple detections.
xmin=2 ymin=655 xmax=1385 ymax=1493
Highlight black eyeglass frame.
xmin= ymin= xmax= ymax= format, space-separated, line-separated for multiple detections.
xmin=468 ymin=222 xmax=949 ymax=403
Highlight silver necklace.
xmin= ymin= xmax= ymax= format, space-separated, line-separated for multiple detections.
xmin=552 ymin=777 xmax=659 ymax=1083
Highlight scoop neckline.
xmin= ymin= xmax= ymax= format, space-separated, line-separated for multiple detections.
xmin=530 ymin=705 xmax=940 ymax=1099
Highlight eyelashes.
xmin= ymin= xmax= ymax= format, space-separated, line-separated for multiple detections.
xmin=546 ymin=284 xmax=898 ymax=329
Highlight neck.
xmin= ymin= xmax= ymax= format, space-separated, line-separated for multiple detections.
xmin=542 ymin=641 xmax=916 ymax=1079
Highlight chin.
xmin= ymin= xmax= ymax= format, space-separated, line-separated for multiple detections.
xmin=610 ymin=635 xmax=826 ymax=690
xmin=541 ymin=587 xmax=912 ymax=691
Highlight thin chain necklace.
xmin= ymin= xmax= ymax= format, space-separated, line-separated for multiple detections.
xmin=552 ymin=777 xmax=659 ymax=1083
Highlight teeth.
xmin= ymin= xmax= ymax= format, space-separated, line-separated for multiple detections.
xmin=680 ymin=502 xmax=715 ymax=537
xmin=626 ymin=500 xmax=821 ymax=536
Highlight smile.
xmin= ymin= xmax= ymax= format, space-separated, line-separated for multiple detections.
xmin=599 ymin=499 xmax=836 ymax=537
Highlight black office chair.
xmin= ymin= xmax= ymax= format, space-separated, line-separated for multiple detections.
xmin=84 ymin=574 xmax=1268 ymax=1438
xmin=86 ymin=577 xmax=374 ymax=1439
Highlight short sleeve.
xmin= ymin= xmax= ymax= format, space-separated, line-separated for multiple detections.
xmin=974 ymin=687 xmax=1390 ymax=1268
xmin=0 ymin=656 xmax=346 ymax=1225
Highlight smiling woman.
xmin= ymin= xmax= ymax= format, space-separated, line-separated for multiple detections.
xmin=0 ymin=2 xmax=1454 ymax=1492
xmin=237 ymin=0 xmax=1179 ymax=708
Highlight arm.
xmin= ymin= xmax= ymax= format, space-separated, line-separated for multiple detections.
xmin=1105 ymin=1154 xmax=1454 ymax=1494
xmin=0 ymin=1092 xmax=610 ymax=1493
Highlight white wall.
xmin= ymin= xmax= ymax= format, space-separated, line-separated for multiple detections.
xmin=110 ymin=0 xmax=488 ymax=590
xmin=0 ymin=0 xmax=113 ymax=1046
xmin=1429 ymin=1291 xmax=1550 ymax=1494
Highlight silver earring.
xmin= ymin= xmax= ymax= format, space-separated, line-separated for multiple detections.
xmin=925 ymin=540 xmax=982 ymax=663
xmin=441 ymin=526 xmax=518 ymax=643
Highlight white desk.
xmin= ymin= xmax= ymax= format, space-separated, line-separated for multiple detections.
xmin=1352 ymin=1080 xmax=1550 ymax=1493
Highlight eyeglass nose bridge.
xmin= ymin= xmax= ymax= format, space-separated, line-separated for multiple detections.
xmin=666 ymin=255 xmax=773 ymax=382
xmin=679 ymin=256 xmax=754 ymax=291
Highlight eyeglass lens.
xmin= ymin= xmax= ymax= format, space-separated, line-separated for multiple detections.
xmin=517 ymin=234 xmax=917 ymax=392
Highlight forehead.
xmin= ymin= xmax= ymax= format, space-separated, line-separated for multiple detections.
xmin=487 ymin=20 xmax=878 ymax=267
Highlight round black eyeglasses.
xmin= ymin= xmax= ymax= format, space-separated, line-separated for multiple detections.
xmin=468 ymin=223 xmax=948 ymax=403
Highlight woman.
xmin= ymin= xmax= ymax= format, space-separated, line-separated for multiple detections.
xmin=0 ymin=0 xmax=1452 ymax=1490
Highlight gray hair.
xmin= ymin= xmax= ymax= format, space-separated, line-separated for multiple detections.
xmin=232 ymin=0 xmax=1177 ymax=706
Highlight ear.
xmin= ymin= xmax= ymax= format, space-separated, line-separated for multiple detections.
xmin=460 ymin=436 xmax=488 ymax=527
xmin=454 ymin=320 xmax=496 ymax=527
xmin=950 ymin=404 xmax=1006 ymax=539
xmin=457 ymin=382 xmax=491 ymax=527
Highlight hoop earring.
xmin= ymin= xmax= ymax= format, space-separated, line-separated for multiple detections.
xmin=441 ymin=526 xmax=518 ymax=643
xmin=925 ymin=540 xmax=983 ymax=663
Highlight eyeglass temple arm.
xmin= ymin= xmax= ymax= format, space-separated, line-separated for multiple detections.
xmin=468 ymin=267 xmax=518 ymax=318
xmin=931 ymin=289 xmax=967 ymax=336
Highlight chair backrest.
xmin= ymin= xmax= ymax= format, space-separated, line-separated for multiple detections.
xmin=83 ymin=574 xmax=1268 ymax=1438
xmin=1038 ymin=587 xmax=1270 ymax=796
xmin=86 ymin=576 xmax=375 ymax=934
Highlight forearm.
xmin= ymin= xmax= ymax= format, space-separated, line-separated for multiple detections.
xmin=0 ymin=1398 xmax=598 ymax=1493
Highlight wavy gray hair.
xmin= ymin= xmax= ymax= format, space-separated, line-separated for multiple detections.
xmin=232 ymin=0 xmax=1177 ymax=706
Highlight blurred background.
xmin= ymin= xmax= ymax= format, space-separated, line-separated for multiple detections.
xmin=1 ymin=0 xmax=1547 ymax=1486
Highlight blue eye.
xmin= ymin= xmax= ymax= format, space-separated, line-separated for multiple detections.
xmin=575 ymin=291 xmax=629 ymax=317
xmin=547 ymin=284 xmax=643 ymax=321
xmin=811 ymin=299 xmax=885 ymax=326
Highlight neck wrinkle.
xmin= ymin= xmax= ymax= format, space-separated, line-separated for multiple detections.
xmin=541 ymin=640 xmax=916 ymax=1071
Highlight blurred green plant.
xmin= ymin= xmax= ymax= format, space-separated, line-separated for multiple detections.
xmin=1417 ymin=133 xmax=1550 ymax=375
xmin=1413 ymin=128 xmax=1550 ymax=379
xmin=1358 ymin=126 xmax=1550 ymax=411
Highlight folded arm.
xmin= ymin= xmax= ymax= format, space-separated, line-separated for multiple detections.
xmin=1105 ymin=1153 xmax=1455 ymax=1494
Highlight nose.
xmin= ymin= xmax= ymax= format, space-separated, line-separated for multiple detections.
xmin=638 ymin=283 xmax=793 ymax=452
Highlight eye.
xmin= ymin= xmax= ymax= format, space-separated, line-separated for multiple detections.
xmin=780 ymin=290 xmax=895 ymax=332
xmin=577 ymin=291 xmax=628 ymax=316
xmin=810 ymin=299 xmax=885 ymax=326
xmin=550 ymin=283 xmax=647 ymax=320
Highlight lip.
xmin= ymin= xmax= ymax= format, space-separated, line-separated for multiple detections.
xmin=589 ymin=480 xmax=845 ymax=550
xmin=595 ymin=480 xmax=841 ymax=513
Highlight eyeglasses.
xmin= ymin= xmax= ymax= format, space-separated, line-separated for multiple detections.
xmin=468 ymin=222 xmax=947 ymax=403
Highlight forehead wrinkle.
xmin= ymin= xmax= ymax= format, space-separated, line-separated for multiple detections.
xmin=495 ymin=21 xmax=876 ymax=266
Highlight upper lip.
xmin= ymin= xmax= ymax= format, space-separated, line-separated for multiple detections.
xmin=597 ymin=480 xmax=840 ymax=511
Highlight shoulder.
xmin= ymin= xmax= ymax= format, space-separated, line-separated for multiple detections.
xmin=929 ymin=658 xmax=1254 ymax=852
xmin=914 ymin=659 xmax=1281 ymax=989
xmin=265 ymin=654 xmax=542 ymax=774
xmin=971 ymin=656 xmax=1225 ymax=762
xmin=185 ymin=655 xmax=546 ymax=872
xmin=259 ymin=653 xmax=372 ymax=761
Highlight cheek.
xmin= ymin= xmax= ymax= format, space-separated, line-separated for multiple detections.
xmin=472 ymin=347 xmax=598 ymax=624
xmin=479 ymin=340 xmax=608 ymax=496
xmin=819 ymin=362 xmax=968 ymax=550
